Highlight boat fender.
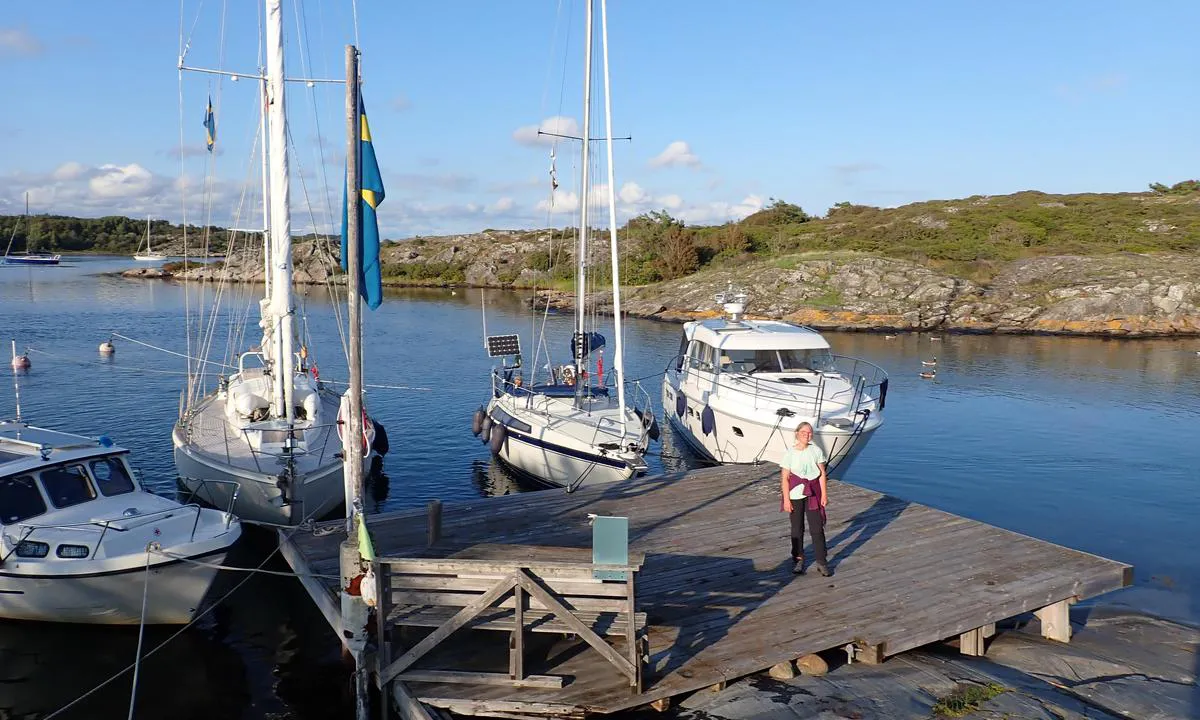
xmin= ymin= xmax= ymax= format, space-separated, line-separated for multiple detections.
xmin=371 ymin=419 xmax=390 ymax=456
xmin=878 ymin=378 xmax=888 ymax=411
xmin=99 ymin=340 xmax=115 ymax=355
xmin=635 ymin=408 xmax=661 ymax=442
xmin=471 ymin=407 xmax=485 ymax=436
xmin=701 ymin=406 xmax=715 ymax=436
xmin=489 ymin=423 xmax=507 ymax=455
xmin=480 ymin=414 xmax=493 ymax=443
xmin=675 ymin=394 xmax=686 ymax=419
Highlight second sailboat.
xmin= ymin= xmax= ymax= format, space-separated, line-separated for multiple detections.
xmin=475 ymin=0 xmax=656 ymax=489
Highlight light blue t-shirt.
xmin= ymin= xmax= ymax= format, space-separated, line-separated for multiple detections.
xmin=780 ymin=444 xmax=826 ymax=498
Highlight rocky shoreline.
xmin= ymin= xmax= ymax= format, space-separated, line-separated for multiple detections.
xmin=533 ymin=252 xmax=1200 ymax=337
xmin=669 ymin=606 xmax=1197 ymax=719
xmin=119 ymin=242 xmax=1200 ymax=337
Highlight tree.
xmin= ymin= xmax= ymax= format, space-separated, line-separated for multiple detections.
xmin=658 ymin=224 xmax=699 ymax=279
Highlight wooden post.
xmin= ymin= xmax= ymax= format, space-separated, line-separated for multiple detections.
xmin=1035 ymin=599 xmax=1072 ymax=643
xmin=427 ymin=500 xmax=442 ymax=547
xmin=375 ymin=562 xmax=390 ymax=720
xmin=509 ymin=585 xmax=524 ymax=680
xmin=339 ymin=43 xmax=369 ymax=720
xmin=854 ymin=641 xmax=884 ymax=665
xmin=959 ymin=626 xmax=986 ymax=656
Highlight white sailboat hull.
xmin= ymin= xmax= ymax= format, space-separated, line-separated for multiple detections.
xmin=484 ymin=391 xmax=647 ymax=489
xmin=133 ymin=254 xmax=165 ymax=262
xmin=173 ymin=385 xmax=373 ymax=525
xmin=173 ymin=439 xmax=351 ymax=525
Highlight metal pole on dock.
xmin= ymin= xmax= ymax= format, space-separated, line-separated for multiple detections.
xmin=340 ymin=43 xmax=370 ymax=720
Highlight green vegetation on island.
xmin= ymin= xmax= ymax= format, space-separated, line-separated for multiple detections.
xmin=6 ymin=183 xmax=1198 ymax=290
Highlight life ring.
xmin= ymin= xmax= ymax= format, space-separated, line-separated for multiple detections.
xmin=337 ymin=404 xmax=371 ymax=457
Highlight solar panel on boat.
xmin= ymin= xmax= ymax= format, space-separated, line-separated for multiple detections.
xmin=486 ymin=334 xmax=521 ymax=358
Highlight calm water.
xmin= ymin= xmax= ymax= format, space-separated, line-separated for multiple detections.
xmin=1 ymin=256 xmax=1198 ymax=719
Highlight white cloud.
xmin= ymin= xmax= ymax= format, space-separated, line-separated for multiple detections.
xmin=648 ymin=140 xmax=701 ymax=169
xmin=0 ymin=162 xmax=233 ymax=224
xmin=618 ymin=181 xmax=648 ymax=205
xmin=677 ymin=195 xmax=764 ymax=225
xmin=613 ymin=181 xmax=684 ymax=216
xmin=89 ymin=164 xmax=156 ymax=198
xmin=487 ymin=197 xmax=514 ymax=213
xmin=513 ymin=116 xmax=580 ymax=146
xmin=52 ymin=162 xmax=88 ymax=181
xmin=535 ymin=188 xmax=579 ymax=215
xmin=0 ymin=27 xmax=43 ymax=57
xmin=659 ymin=194 xmax=683 ymax=210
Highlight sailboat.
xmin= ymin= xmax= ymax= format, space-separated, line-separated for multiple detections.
xmin=2 ymin=194 xmax=61 ymax=266
xmin=475 ymin=0 xmax=656 ymax=489
xmin=132 ymin=215 xmax=166 ymax=261
xmin=172 ymin=0 xmax=375 ymax=525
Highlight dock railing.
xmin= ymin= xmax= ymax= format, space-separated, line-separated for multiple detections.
xmin=375 ymin=545 xmax=647 ymax=696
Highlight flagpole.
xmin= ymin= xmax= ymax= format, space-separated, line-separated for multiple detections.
xmin=340 ymin=43 xmax=370 ymax=720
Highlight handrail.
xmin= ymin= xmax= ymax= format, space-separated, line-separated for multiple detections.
xmin=14 ymin=502 xmax=214 ymax=560
xmin=181 ymin=477 xmax=242 ymax=529
xmin=668 ymin=352 xmax=888 ymax=420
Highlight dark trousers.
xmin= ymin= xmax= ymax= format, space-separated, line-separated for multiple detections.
xmin=790 ymin=506 xmax=828 ymax=566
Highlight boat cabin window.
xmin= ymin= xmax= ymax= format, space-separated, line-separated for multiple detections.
xmin=687 ymin=342 xmax=716 ymax=372
xmin=90 ymin=457 xmax=136 ymax=497
xmin=778 ymin=348 xmax=836 ymax=372
xmin=0 ymin=475 xmax=48 ymax=524
xmin=39 ymin=465 xmax=97 ymax=509
xmin=675 ymin=334 xmax=688 ymax=371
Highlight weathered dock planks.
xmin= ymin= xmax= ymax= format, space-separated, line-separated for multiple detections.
xmin=281 ymin=465 xmax=1132 ymax=717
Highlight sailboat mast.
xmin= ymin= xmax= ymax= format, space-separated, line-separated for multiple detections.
xmin=574 ymin=0 xmax=595 ymax=408
xmin=265 ymin=0 xmax=296 ymax=423
xmin=598 ymin=0 xmax=627 ymax=433
xmin=146 ymin=215 xmax=151 ymax=254
xmin=260 ymin=77 xmax=273 ymax=303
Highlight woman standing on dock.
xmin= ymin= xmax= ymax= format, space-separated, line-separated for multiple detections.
xmin=780 ymin=422 xmax=831 ymax=576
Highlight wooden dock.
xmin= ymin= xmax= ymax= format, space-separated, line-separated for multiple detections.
xmin=280 ymin=465 xmax=1132 ymax=718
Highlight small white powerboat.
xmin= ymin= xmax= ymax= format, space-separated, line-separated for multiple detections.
xmin=663 ymin=288 xmax=888 ymax=473
xmin=0 ymin=421 xmax=241 ymax=624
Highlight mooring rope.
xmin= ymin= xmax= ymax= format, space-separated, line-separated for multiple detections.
xmin=26 ymin=348 xmax=192 ymax=376
xmin=126 ymin=549 xmax=153 ymax=720
xmin=43 ymin=518 xmax=321 ymax=720
xmin=111 ymin=333 xmax=236 ymax=370
xmin=149 ymin=547 xmax=341 ymax=580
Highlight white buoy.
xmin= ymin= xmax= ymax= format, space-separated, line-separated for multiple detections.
xmin=99 ymin=340 xmax=115 ymax=356
xmin=10 ymin=340 xmax=30 ymax=370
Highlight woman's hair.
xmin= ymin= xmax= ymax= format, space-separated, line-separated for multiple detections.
xmin=795 ymin=421 xmax=813 ymax=434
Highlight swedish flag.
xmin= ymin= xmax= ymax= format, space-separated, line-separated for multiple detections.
xmin=341 ymin=95 xmax=385 ymax=310
xmin=203 ymin=96 xmax=216 ymax=152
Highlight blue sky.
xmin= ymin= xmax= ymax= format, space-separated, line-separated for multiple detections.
xmin=1 ymin=1 xmax=1197 ymax=237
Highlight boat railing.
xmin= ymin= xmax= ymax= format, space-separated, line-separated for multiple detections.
xmin=667 ymin=353 xmax=888 ymax=422
xmin=179 ymin=477 xmax=242 ymax=531
xmin=12 ymin=497 xmax=236 ymax=561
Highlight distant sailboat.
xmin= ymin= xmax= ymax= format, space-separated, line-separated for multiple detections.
xmin=2 ymin=194 xmax=61 ymax=266
xmin=132 ymin=215 xmax=166 ymax=261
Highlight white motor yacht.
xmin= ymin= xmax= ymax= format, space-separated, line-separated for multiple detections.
xmin=663 ymin=289 xmax=888 ymax=473
xmin=0 ymin=421 xmax=241 ymax=624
